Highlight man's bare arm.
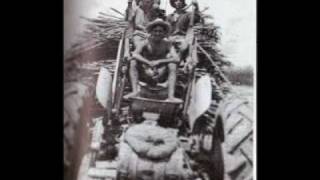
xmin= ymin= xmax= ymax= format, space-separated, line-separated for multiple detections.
xmin=131 ymin=41 xmax=150 ymax=65
xmin=153 ymin=45 xmax=180 ymax=65
xmin=134 ymin=8 xmax=146 ymax=31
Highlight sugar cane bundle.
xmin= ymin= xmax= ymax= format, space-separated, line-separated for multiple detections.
xmin=65 ymin=14 xmax=127 ymax=63
xmin=64 ymin=11 xmax=232 ymax=94
xmin=66 ymin=11 xmax=230 ymax=66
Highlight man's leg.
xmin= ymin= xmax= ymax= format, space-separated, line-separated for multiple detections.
xmin=167 ymin=63 xmax=182 ymax=103
xmin=171 ymin=35 xmax=189 ymax=63
xmin=124 ymin=60 xmax=139 ymax=99
xmin=132 ymin=35 xmax=141 ymax=49
xmin=174 ymin=12 xmax=201 ymax=35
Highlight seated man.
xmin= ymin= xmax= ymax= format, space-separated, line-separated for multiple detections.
xmin=124 ymin=19 xmax=182 ymax=102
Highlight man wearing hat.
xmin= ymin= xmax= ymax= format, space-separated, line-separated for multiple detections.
xmin=124 ymin=19 xmax=182 ymax=103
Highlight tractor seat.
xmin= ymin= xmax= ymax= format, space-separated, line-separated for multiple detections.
xmin=138 ymin=81 xmax=168 ymax=100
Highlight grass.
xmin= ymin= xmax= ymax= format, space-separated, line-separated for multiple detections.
xmin=223 ymin=65 xmax=254 ymax=86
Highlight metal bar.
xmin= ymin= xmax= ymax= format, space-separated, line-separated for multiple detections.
xmin=112 ymin=31 xmax=126 ymax=106
xmin=197 ymin=44 xmax=232 ymax=86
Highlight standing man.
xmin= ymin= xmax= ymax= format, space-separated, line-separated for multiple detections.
xmin=130 ymin=0 xmax=163 ymax=46
xmin=124 ymin=19 xmax=182 ymax=103
xmin=167 ymin=0 xmax=200 ymax=36
xmin=166 ymin=0 xmax=201 ymax=69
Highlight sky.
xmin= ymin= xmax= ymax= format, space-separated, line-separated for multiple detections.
xmin=64 ymin=0 xmax=256 ymax=67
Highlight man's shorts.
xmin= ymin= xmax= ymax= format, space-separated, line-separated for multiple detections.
xmin=136 ymin=61 xmax=169 ymax=86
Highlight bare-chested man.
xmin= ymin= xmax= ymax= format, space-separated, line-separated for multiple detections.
xmin=124 ymin=19 xmax=182 ymax=102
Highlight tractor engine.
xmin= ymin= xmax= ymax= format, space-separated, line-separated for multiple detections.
xmin=117 ymin=122 xmax=194 ymax=180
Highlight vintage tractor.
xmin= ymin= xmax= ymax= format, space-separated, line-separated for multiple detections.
xmin=76 ymin=1 xmax=250 ymax=180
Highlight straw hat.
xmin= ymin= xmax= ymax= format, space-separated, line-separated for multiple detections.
xmin=146 ymin=18 xmax=171 ymax=36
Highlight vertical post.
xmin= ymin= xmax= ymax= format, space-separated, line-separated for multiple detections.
xmin=126 ymin=0 xmax=134 ymax=33
xmin=189 ymin=1 xmax=196 ymax=28
xmin=126 ymin=0 xmax=133 ymax=22
xmin=183 ymin=0 xmax=199 ymax=130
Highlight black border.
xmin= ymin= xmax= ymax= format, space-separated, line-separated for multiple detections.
xmin=5 ymin=0 xmax=64 ymax=179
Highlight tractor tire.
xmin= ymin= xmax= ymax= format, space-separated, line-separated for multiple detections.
xmin=220 ymin=94 xmax=253 ymax=180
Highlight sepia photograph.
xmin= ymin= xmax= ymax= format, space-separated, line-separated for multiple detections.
xmin=64 ymin=0 xmax=256 ymax=180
